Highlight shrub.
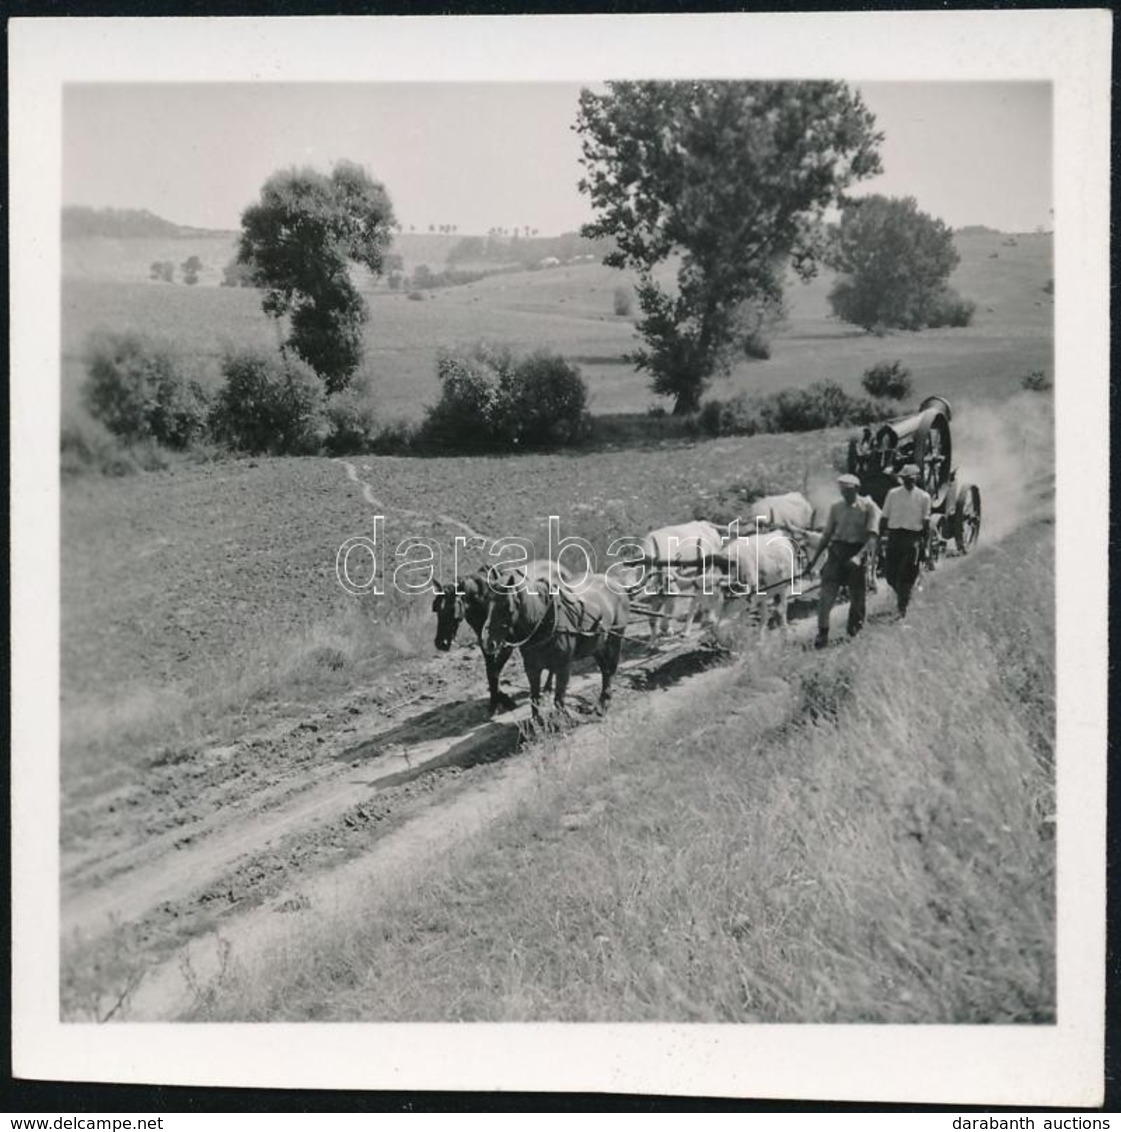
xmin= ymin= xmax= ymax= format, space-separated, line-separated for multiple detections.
xmin=861 ymin=361 xmax=912 ymax=402
xmin=698 ymin=392 xmax=760 ymax=437
xmin=613 ymin=286 xmax=633 ymax=317
xmin=221 ymin=257 xmax=255 ymax=287
xmin=420 ymin=343 xmax=512 ymax=452
xmin=759 ymin=383 xmax=886 ymax=433
xmin=419 ymin=344 xmax=589 ymax=452
xmin=367 ymin=419 xmax=419 ymax=455
xmin=323 ymin=384 xmax=380 ymax=455
xmin=499 ymin=351 xmax=590 ymax=447
xmin=82 ymin=332 xmax=210 ymax=449
xmin=210 ymin=349 xmax=326 ymax=456
xmin=698 ymin=381 xmax=889 ymax=438
xmin=742 ymin=332 xmax=772 ymax=361
xmin=60 ymin=415 xmax=138 ymax=477
xmin=925 ymin=288 xmax=976 ymax=328
xmin=407 ymin=291 xmax=425 ymax=302
xmin=1021 ymin=370 xmax=1052 ymax=392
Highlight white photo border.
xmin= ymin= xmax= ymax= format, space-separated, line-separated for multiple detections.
xmin=10 ymin=10 xmax=1110 ymax=1105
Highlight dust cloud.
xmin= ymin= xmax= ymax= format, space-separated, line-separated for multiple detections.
xmin=799 ymin=393 xmax=1054 ymax=542
xmin=950 ymin=392 xmax=1054 ymax=542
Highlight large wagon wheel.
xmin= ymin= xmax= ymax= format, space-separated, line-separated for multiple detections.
xmin=953 ymin=485 xmax=982 ymax=553
xmin=913 ymin=421 xmax=949 ymax=499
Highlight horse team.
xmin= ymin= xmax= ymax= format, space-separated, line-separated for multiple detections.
xmin=431 ymin=492 xmax=821 ymax=722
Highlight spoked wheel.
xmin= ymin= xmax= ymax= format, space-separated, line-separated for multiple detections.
xmin=954 ymin=485 xmax=982 ymax=554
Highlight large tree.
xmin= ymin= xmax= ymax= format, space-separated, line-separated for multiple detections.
xmin=238 ymin=161 xmax=395 ymax=393
xmin=575 ymin=81 xmax=883 ymax=413
xmin=825 ymin=194 xmax=967 ymax=331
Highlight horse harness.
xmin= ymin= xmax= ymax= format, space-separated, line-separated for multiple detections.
xmin=506 ymin=586 xmax=625 ymax=648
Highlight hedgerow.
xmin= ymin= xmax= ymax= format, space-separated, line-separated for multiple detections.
xmin=698 ymin=381 xmax=891 ymax=438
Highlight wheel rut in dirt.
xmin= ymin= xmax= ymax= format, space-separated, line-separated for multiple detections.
xmin=61 ymin=624 xmax=715 ymax=1018
xmin=121 ymin=655 xmax=760 ymax=1021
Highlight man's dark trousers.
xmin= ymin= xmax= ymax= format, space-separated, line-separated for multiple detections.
xmin=884 ymin=529 xmax=923 ymax=614
xmin=818 ymin=542 xmax=867 ymax=637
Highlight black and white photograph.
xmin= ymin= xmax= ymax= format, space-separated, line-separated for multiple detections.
xmin=10 ymin=11 xmax=1109 ymax=1106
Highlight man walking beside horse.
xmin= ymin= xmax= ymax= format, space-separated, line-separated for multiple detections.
xmin=806 ymin=473 xmax=880 ymax=649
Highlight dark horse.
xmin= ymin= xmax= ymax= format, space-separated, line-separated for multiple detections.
xmin=431 ymin=561 xmax=570 ymax=714
xmin=479 ymin=562 xmax=629 ymax=721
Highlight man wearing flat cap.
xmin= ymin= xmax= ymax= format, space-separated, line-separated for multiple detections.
xmin=880 ymin=464 xmax=932 ymax=618
xmin=806 ymin=472 xmax=880 ymax=648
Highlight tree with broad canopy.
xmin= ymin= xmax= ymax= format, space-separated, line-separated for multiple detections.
xmin=825 ymin=194 xmax=967 ymax=332
xmin=575 ymin=81 xmax=883 ymax=414
xmin=237 ymin=161 xmax=396 ymax=393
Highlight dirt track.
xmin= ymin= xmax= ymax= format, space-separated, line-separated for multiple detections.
xmin=62 ymin=415 xmax=1051 ymax=1022
xmin=61 ymin=449 xmax=742 ymax=1021
xmin=62 ymin=611 xmax=730 ymax=1020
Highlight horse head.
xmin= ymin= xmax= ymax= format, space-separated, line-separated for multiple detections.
xmin=431 ymin=581 xmax=465 ymax=651
xmin=431 ymin=573 xmax=494 ymax=650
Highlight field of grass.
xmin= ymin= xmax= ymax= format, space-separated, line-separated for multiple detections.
xmin=192 ymin=510 xmax=1055 ymax=1023
xmin=61 ymin=230 xmax=1053 ymax=421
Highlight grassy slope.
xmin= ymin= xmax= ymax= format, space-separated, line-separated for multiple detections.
xmin=198 ymin=512 xmax=1055 ymax=1024
xmin=61 ymin=231 xmax=1053 ymax=419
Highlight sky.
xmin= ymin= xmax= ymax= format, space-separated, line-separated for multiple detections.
xmin=63 ymin=81 xmax=1052 ymax=236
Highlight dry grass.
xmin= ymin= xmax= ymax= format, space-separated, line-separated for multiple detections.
xmin=194 ymin=517 xmax=1055 ymax=1023
xmin=61 ymin=586 xmax=428 ymax=802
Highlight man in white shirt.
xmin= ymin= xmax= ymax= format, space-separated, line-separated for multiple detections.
xmin=880 ymin=463 xmax=932 ymax=618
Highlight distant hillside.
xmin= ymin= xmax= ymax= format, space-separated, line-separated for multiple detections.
xmin=62 ymin=206 xmax=233 ymax=241
xmin=446 ymin=231 xmax=615 ymax=270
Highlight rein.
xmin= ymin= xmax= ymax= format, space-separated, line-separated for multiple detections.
xmin=501 ymin=587 xmax=629 ymax=647
xmin=504 ymin=588 xmax=556 ymax=649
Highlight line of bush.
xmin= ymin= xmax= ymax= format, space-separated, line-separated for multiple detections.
xmin=67 ymin=333 xmax=595 ymax=475
xmin=696 ymin=380 xmax=897 ymax=439
xmin=68 ymin=333 xmax=924 ymax=476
